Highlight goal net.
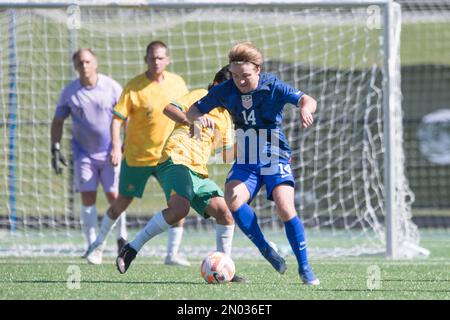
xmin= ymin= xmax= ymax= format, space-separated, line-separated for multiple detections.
xmin=0 ymin=0 xmax=427 ymax=259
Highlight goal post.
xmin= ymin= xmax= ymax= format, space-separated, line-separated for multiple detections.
xmin=0 ymin=0 xmax=428 ymax=259
xmin=383 ymin=0 xmax=401 ymax=259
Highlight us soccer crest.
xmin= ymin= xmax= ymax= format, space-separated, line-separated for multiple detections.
xmin=241 ymin=95 xmax=253 ymax=109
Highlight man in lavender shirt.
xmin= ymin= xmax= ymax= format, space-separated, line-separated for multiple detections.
xmin=50 ymin=48 xmax=128 ymax=255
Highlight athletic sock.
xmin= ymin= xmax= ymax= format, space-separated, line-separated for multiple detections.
xmin=216 ymin=224 xmax=235 ymax=256
xmin=231 ymin=203 xmax=268 ymax=250
xmin=93 ymin=213 xmax=117 ymax=247
xmin=116 ymin=211 xmax=128 ymax=240
xmin=81 ymin=205 xmax=97 ymax=245
xmin=130 ymin=211 xmax=170 ymax=252
xmin=284 ymin=215 xmax=309 ymax=268
xmin=167 ymin=226 xmax=184 ymax=257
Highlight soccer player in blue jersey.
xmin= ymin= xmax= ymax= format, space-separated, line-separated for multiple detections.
xmin=187 ymin=42 xmax=319 ymax=285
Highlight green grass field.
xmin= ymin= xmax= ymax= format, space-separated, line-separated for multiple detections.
xmin=0 ymin=230 xmax=449 ymax=300
xmin=1 ymin=256 xmax=449 ymax=300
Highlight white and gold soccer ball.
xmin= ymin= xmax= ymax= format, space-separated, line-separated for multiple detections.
xmin=200 ymin=251 xmax=235 ymax=284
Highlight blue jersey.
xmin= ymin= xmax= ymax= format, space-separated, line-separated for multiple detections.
xmin=195 ymin=73 xmax=303 ymax=165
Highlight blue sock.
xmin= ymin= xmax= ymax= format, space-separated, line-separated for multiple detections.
xmin=284 ymin=216 xmax=309 ymax=269
xmin=232 ymin=203 xmax=268 ymax=250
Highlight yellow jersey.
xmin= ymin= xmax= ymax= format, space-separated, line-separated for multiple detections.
xmin=114 ymin=71 xmax=188 ymax=166
xmin=160 ymin=89 xmax=234 ymax=177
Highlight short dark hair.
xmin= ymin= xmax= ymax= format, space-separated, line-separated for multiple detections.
xmin=145 ymin=40 xmax=169 ymax=56
xmin=72 ymin=48 xmax=97 ymax=64
xmin=208 ymin=65 xmax=231 ymax=90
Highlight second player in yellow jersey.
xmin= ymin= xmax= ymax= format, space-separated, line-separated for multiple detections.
xmin=84 ymin=41 xmax=190 ymax=267
xmin=114 ymin=70 xmax=188 ymax=167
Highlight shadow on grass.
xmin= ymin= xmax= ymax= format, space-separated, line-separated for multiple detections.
xmin=2 ymin=279 xmax=201 ymax=285
xmin=4 ymin=280 xmax=450 ymax=294
xmin=282 ymin=282 xmax=450 ymax=294
xmin=383 ymin=279 xmax=450 ymax=282
xmin=312 ymin=288 xmax=450 ymax=294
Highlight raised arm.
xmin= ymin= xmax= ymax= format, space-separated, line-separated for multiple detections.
xmin=298 ymin=94 xmax=317 ymax=128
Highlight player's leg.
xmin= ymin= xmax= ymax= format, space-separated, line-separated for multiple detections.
xmin=204 ymin=196 xmax=246 ymax=283
xmin=266 ymin=168 xmax=319 ymax=285
xmin=101 ymin=159 xmax=127 ymax=254
xmin=165 ymin=217 xmax=190 ymax=266
xmin=74 ymin=156 xmax=100 ymax=251
xmin=80 ymin=191 xmax=98 ymax=247
xmin=193 ymin=175 xmax=235 ymax=256
xmin=225 ymin=166 xmax=269 ymax=251
xmin=225 ymin=165 xmax=265 ymax=247
xmin=204 ymin=196 xmax=235 ymax=256
xmin=156 ymin=159 xmax=194 ymax=266
xmin=85 ymin=159 xmax=153 ymax=264
xmin=117 ymin=160 xmax=194 ymax=273
xmin=85 ymin=194 xmax=133 ymax=264
xmin=135 ymin=194 xmax=190 ymax=251
xmin=105 ymin=191 xmax=127 ymax=254
xmin=225 ymin=165 xmax=286 ymax=274
xmin=117 ymin=194 xmax=190 ymax=274
xmin=189 ymin=175 xmax=245 ymax=282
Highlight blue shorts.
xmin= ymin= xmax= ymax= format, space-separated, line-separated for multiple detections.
xmin=225 ymin=160 xmax=295 ymax=202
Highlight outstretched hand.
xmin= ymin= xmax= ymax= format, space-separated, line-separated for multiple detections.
xmin=51 ymin=143 xmax=67 ymax=174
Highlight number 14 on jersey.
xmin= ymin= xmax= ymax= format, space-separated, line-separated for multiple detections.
xmin=242 ymin=110 xmax=256 ymax=125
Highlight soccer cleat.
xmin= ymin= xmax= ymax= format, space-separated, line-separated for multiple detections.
xmin=117 ymin=237 xmax=127 ymax=256
xmin=299 ymin=265 xmax=320 ymax=285
xmin=164 ymin=254 xmax=191 ymax=267
xmin=116 ymin=243 xmax=137 ymax=274
xmin=230 ymin=274 xmax=247 ymax=283
xmin=259 ymin=245 xmax=287 ymax=274
xmin=86 ymin=242 xmax=104 ymax=265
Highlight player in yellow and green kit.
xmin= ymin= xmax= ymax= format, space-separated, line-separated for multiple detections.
xmin=85 ymin=41 xmax=189 ymax=265
xmin=116 ymin=66 xmax=245 ymax=282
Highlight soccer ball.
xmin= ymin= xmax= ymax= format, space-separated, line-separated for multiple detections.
xmin=200 ymin=251 xmax=235 ymax=284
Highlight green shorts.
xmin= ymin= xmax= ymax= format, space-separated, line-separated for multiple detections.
xmin=155 ymin=158 xmax=224 ymax=218
xmin=118 ymin=159 xmax=158 ymax=198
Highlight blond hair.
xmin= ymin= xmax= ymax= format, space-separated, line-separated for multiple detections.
xmin=228 ymin=42 xmax=263 ymax=67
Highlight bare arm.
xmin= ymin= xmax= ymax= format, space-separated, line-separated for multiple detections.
xmin=50 ymin=117 xmax=65 ymax=146
xmin=298 ymin=94 xmax=317 ymax=128
xmin=110 ymin=117 xmax=123 ymax=166
xmin=163 ymin=104 xmax=190 ymax=126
